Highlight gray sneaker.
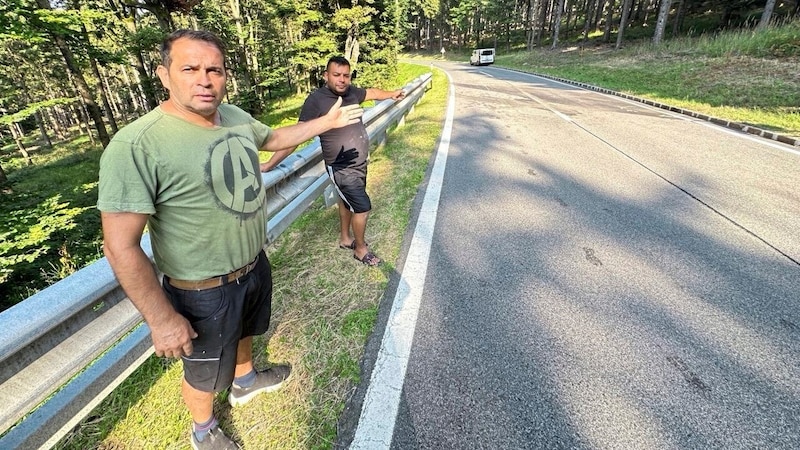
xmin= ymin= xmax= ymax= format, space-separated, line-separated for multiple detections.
xmin=228 ymin=365 xmax=292 ymax=407
xmin=190 ymin=425 xmax=240 ymax=450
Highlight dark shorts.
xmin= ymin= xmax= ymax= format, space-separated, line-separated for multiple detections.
xmin=328 ymin=166 xmax=371 ymax=213
xmin=162 ymin=250 xmax=272 ymax=393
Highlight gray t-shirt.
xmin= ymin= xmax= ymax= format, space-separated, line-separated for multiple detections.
xmin=299 ymin=85 xmax=369 ymax=172
xmin=97 ymin=104 xmax=272 ymax=280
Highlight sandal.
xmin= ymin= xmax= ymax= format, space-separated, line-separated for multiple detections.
xmin=339 ymin=241 xmax=368 ymax=250
xmin=354 ymin=251 xmax=382 ymax=267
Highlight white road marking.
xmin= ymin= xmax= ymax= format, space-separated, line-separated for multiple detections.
xmin=491 ymin=66 xmax=800 ymax=156
xmin=349 ymin=72 xmax=456 ymax=449
xmin=507 ymin=80 xmax=573 ymax=123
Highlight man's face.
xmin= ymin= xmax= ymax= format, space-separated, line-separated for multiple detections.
xmin=324 ymin=63 xmax=352 ymax=95
xmin=156 ymin=37 xmax=226 ymax=120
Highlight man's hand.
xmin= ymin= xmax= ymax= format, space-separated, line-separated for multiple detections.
xmin=150 ymin=312 xmax=198 ymax=359
xmin=101 ymin=211 xmax=197 ymax=359
xmin=391 ymin=89 xmax=406 ymax=101
xmin=326 ymin=96 xmax=364 ymax=129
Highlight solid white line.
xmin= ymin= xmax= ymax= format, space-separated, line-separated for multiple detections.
xmin=349 ymin=72 xmax=456 ymax=449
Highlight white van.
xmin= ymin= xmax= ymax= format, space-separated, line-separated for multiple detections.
xmin=470 ymin=48 xmax=495 ymax=66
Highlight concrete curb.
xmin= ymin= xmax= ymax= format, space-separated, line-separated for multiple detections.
xmin=502 ymin=67 xmax=800 ymax=148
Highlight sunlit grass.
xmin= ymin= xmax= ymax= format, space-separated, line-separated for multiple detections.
xmin=0 ymin=138 xmax=104 ymax=308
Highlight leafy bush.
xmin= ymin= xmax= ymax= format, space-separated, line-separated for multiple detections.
xmin=0 ymin=145 xmax=103 ymax=310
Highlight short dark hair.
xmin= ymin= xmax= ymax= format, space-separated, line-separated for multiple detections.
xmin=326 ymin=56 xmax=351 ymax=72
xmin=160 ymin=29 xmax=227 ymax=67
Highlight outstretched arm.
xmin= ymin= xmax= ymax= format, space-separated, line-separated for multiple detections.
xmin=262 ymin=96 xmax=362 ymax=151
xmin=260 ymin=146 xmax=297 ymax=172
xmin=365 ymin=88 xmax=406 ymax=102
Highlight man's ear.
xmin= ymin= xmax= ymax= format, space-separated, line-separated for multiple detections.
xmin=156 ymin=65 xmax=170 ymax=91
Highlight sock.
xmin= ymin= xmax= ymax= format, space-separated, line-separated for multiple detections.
xmin=193 ymin=415 xmax=217 ymax=442
xmin=233 ymin=369 xmax=257 ymax=388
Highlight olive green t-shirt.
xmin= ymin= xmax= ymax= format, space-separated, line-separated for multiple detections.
xmin=97 ymin=104 xmax=272 ymax=280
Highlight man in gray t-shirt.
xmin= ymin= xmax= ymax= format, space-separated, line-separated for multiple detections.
xmin=263 ymin=56 xmax=405 ymax=267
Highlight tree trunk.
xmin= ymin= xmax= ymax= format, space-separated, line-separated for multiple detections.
xmin=34 ymin=111 xmax=52 ymax=149
xmin=108 ymin=0 xmax=159 ymax=110
xmin=36 ymin=67 xmax=67 ymax=139
xmin=134 ymin=52 xmax=159 ymax=111
xmin=538 ymin=0 xmax=551 ymax=47
xmin=18 ymin=76 xmax=53 ymax=149
xmin=526 ymin=0 xmax=536 ymax=50
xmin=603 ymin=0 xmax=617 ymax=42
xmin=616 ymin=0 xmax=633 ymax=49
xmin=652 ymin=0 xmax=672 ymax=44
xmin=34 ymin=0 xmax=109 ymax=147
xmin=228 ymin=0 xmax=258 ymax=114
xmin=552 ymin=0 xmax=566 ymax=48
xmin=564 ymin=0 xmax=574 ymax=41
xmin=632 ymin=0 xmax=646 ymax=23
xmin=594 ymin=0 xmax=607 ymax=29
xmin=82 ymin=26 xmax=118 ymax=134
xmin=79 ymin=102 xmax=96 ymax=146
xmin=92 ymin=60 xmax=118 ymax=134
xmin=45 ymin=106 xmax=66 ymax=140
xmin=9 ymin=124 xmax=32 ymax=166
xmin=757 ymin=0 xmax=777 ymax=31
xmin=100 ymin=65 xmax=124 ymax=123
xmin=582 ymin=0 xmax=598 ymax=45
xmin=0 ymin=162 xmax=7 ymax=185
xmin=475 ymin=9 xmax=482 ymax=47
xmin=671 ymin=0 xmax=685 ymax=36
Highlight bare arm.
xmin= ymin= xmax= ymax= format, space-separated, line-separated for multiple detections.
xmin=260 ymin=146 xmax=297 ymax=172
xmin=365 ymin=87 xmax=406 ymax=102
xmin=262 ymin=96 xmax=363 ymax=151
xmin=101 ymin=211 xmax=197 ymax=358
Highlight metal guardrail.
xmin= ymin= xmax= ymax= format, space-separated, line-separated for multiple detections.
xmin=0 ymin=72 xmax=433 ymax=449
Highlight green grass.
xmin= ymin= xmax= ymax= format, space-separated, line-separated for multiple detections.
xmin=52 ymin=64 xmax=448 ymax=449
xmin=0 ymin=136 xmax=105 ymax=309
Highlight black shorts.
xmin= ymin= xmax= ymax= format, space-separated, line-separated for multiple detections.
xmin=163 ymin=250 xmax=272 ymax=393
xmin=328 ymin=166 xmax=371 ymax=213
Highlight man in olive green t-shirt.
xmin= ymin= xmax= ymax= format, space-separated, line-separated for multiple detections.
xmin=97 ymin=29 xmax=363 ymax=449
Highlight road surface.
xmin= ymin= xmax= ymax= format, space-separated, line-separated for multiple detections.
xmin=340 ymin=61 xmax=800 ymax=449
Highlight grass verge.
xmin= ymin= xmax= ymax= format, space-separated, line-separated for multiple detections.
xmin=54 ymin=64 xmax=448 ymax=449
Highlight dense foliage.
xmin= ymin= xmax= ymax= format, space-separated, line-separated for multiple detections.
xmin=406 ymin=0 xmax=799 ymax=51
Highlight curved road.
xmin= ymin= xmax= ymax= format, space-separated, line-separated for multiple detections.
xmin=340 ymin=61 xmax=800 ymax=449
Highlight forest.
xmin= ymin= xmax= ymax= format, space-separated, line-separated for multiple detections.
xmin=1 ymin=0 xmax=798 ymax=308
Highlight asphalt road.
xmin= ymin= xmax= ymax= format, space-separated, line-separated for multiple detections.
xmin=341 ymin=61 xmax=800 ymax=449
